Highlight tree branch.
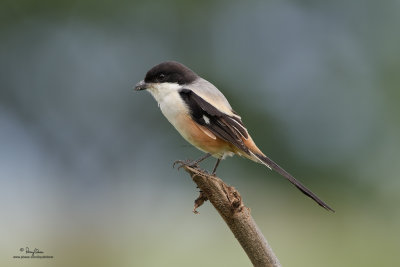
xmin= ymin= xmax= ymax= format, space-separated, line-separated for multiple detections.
xmin=180 ymin=164 xmax=281 ymax=267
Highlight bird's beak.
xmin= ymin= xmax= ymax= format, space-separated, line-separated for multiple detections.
xmin=134 ymin=80 xmax=148 ymax=91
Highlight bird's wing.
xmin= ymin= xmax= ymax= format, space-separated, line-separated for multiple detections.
xmin=187 ymin=78 xmax=236 ymax=116
xmin=179 ymin=89 xmax=250 ymax=154
xmin=179 ymin=89 xmax=334 ymax=211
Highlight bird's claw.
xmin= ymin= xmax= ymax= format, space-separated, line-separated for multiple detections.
xmin=173 ymin=159 xmax=199 ymax=170
xmin=173 ymin=160 xmax=185 ymax=170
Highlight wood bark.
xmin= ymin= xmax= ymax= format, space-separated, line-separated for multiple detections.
xmin=181 ymin=165 xmax=281 ymax=267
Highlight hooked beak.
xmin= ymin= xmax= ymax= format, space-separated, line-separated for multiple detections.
xmin=134 ymin=80 xmax=148 ymax=91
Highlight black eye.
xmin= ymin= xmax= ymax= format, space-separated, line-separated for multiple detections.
xmin=158 ymin=73 xmax=166 ymax=81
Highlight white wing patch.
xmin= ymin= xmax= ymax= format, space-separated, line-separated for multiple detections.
xmin=203 ymin=115 xmax=210 ymax=124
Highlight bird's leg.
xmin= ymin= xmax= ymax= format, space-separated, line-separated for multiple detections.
xmin=191 ymin=152 xmax=212 ymax=166
xmin=173 ymin=153 xmax=212 ymax=170
xmin=211 ymin=158 xmax=222 ymax=175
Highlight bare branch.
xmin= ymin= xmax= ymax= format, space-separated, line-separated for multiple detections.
xmin=181 ymin=165 xmax=281 ymax=267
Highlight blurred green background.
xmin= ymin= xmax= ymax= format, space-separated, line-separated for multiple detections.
xmin=1 ymin=0 xmax=399 ymax=266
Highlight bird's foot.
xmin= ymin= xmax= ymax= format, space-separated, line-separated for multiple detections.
xmin=173 ymin=159 xmax=200 ymax=170
xmin=173 ymin=153 xmax=213 ymax=172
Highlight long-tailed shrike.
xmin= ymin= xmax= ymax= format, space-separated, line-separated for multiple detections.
xmin=135 ymin=61 xmax=333 ymax=211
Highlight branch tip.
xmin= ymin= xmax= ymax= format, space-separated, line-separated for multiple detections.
xmin=175 ymin=160 xmax=281 ymax=267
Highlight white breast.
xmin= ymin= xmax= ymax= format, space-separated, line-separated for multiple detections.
xmin=147 ymin=82 xmax=190 ymax=135
xmin=158 ymin=91 xmax=188 ymax=125
xmin=146 ymin=82 xmax=235 ymax=158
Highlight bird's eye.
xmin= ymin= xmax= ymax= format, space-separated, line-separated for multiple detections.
xmin=158 ymin=73 xmax=166 ymax=81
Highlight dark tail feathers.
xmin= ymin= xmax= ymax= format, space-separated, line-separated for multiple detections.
xmin=254 ymin=153 xmax=334 ymax=212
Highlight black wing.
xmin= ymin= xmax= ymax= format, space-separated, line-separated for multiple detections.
xmin=179 ymin=90 xmax=334 ymax=211
xmin=179 ymin=89 xmax=249 ymax=153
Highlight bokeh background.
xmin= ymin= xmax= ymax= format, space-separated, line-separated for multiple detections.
xmin=1 ymin=1 xmax=399 ymax=266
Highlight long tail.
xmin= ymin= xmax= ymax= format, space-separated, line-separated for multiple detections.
xmin=251 ymin=152 xmax=334 ymax=212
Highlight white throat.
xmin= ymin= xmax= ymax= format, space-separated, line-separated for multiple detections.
xmin=146 ymin=82 xmax=189 ymax=131
xmin=147 ymin=82 xmax=182 ymax=103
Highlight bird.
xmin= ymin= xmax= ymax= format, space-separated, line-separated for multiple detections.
xmin=135 ymin=61 xmax=334 ymax=211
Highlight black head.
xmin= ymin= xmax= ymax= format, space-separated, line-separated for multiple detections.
xmin=144 ymin=61 xmax=198 ymax=85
